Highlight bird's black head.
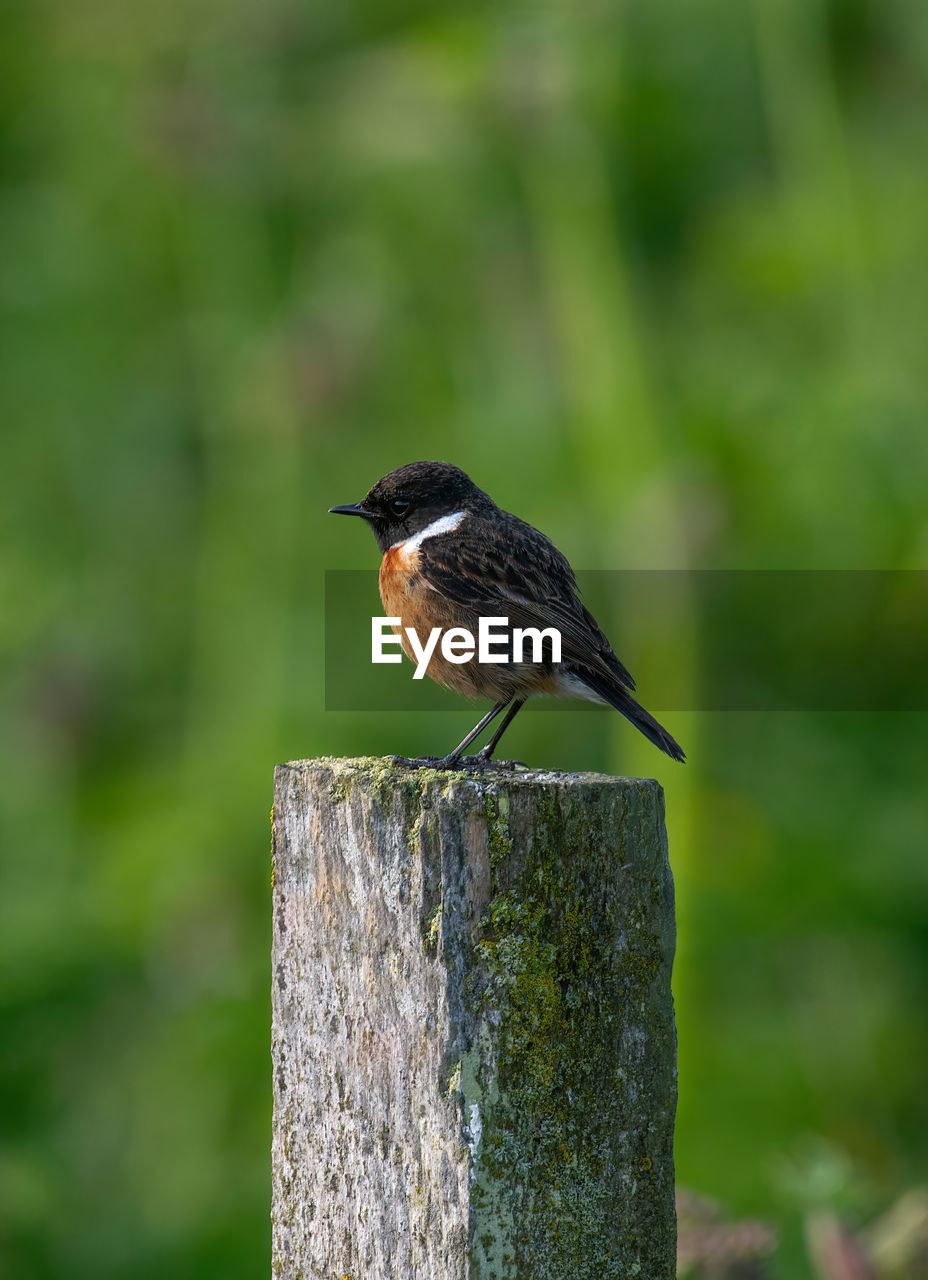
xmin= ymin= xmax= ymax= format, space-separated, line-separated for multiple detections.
xmin=329 ymin=461 xmax=494 ymax=552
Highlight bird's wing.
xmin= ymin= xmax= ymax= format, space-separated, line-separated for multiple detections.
xmin=415 ymin=514 xmax=636 ymax=691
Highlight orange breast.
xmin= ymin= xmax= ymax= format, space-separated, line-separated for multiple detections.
xmin=378 ymin=547 xmax=546 ymax=700
xmin=379 ymin=545 xmax=427 ymax=665
xmin=379 ymin=544 xmax=419 ymax=611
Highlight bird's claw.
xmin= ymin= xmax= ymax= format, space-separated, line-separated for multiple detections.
xmin=386 ymin=754 xmax=526 ymax=774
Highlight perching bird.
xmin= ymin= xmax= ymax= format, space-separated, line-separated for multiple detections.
xmin=330 ymin=461 xmax=685 ymax=768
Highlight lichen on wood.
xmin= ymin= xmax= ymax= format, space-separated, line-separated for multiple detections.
xmin=271 ymin=756 xmax=677 ymax=1280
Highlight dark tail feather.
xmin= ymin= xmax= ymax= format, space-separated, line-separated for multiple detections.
xmin=573 ymin=664 xmax=686 ymax=763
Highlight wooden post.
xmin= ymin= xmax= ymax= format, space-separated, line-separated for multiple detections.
xmin=271 ymin=757 xmax=677 ymax=1280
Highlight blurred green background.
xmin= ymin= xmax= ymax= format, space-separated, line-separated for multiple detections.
xmin=2 ymin=0 xmax=927 ymax=1275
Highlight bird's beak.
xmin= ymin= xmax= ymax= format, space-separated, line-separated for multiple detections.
xmin=328 ymin=502 xmax=373 ymax=519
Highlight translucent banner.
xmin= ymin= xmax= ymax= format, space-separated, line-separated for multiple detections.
xmin=324 ymin=570 xmax=928 ymax=712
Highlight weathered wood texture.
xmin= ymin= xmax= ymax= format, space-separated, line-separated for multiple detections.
xmin=271 ymin=757 xmax=677 ymax=1280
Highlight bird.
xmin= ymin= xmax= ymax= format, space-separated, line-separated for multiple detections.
xmin=330 ymin=461 xmax=685 ymax=769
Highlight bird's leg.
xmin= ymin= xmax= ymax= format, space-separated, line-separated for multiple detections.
xmin=473 ymin=699 xmax=526 ymax=761
xmin=437 ymin=701 xmax=508 ymax=768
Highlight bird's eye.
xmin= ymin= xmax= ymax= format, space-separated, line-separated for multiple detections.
xmin=390 ymin=498 xmax=411 ymax=517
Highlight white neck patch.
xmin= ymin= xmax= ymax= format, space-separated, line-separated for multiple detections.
xmin=391 ymin=510 xmax=467 ymax=552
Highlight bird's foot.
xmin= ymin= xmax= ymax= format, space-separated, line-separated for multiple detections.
xmin=468 ymin=756 xmax=526 ymax=772
xmin=386 ymin=753 xmax=526 ymax=774
xmin=387 ymin=753 xmax=470 ymax=771
xmin=385 ymin=754 xmax=451 ymax=770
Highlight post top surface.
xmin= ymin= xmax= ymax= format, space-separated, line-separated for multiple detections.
xmin=276 ymin=755 xmax=662 ymax=793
